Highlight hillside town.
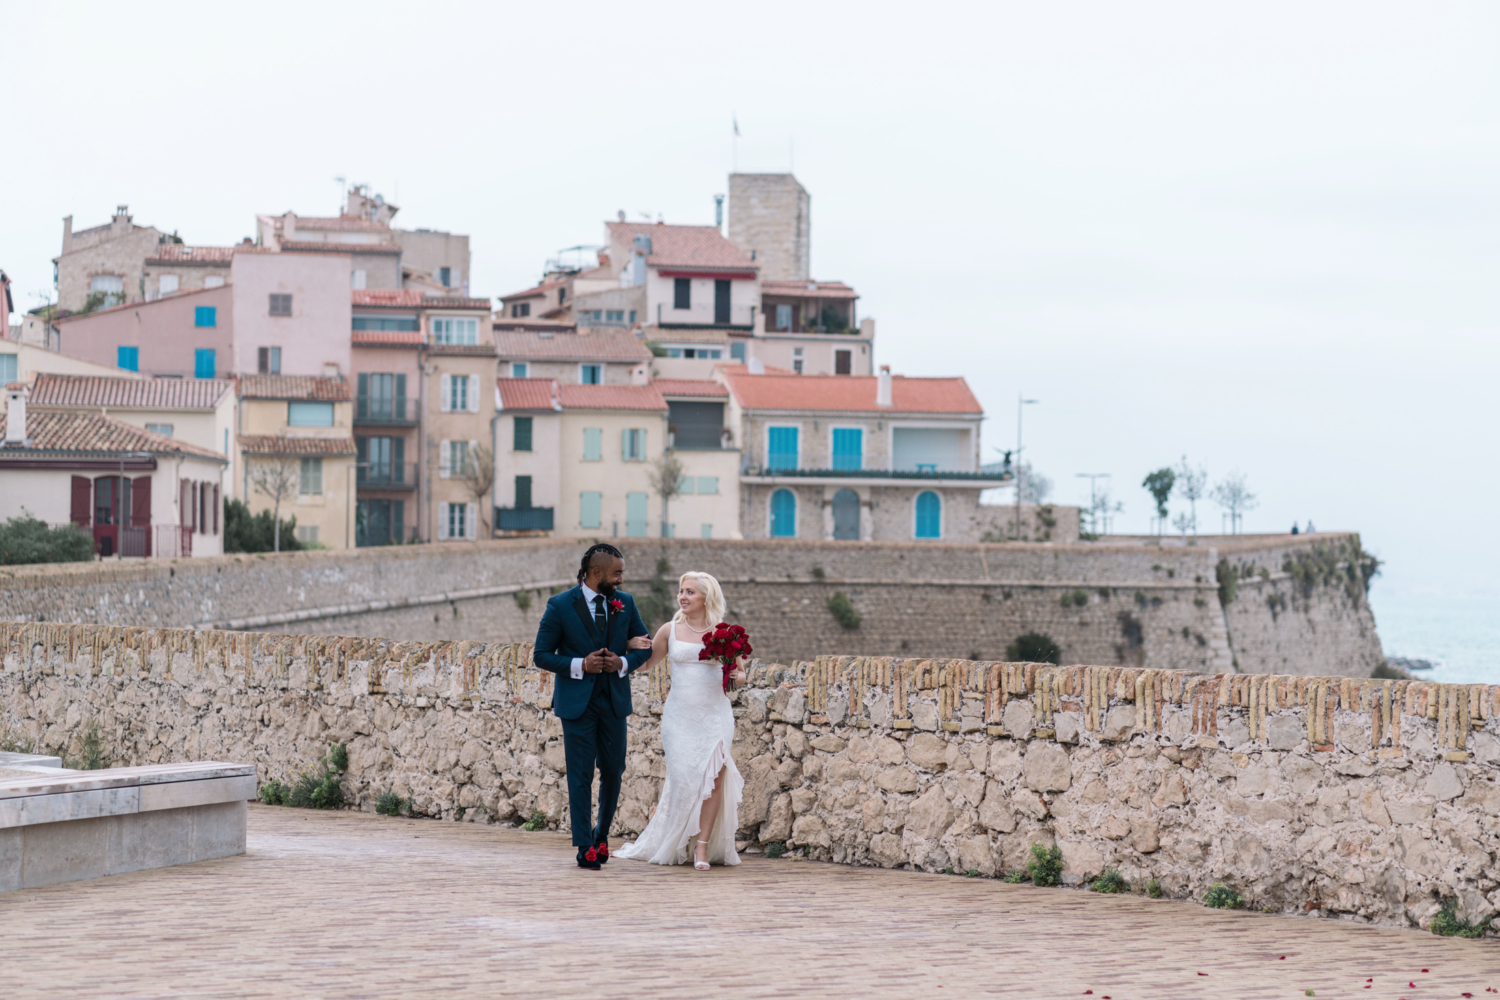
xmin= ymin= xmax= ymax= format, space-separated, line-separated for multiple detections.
xmin=0 ymin=175 xmax=1021 ymax=556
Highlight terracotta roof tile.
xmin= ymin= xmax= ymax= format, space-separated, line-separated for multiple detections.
xmin=236 ymin=375 xmax=350 ymax=401
xmin=722 ymin=372 xmax=982 ymax=415
xmin=557 ymin=383 xmax=667 ymax=412
xmin=145 ymin=245 xmax=238 ymax=265
xmin=351 ymin=330 xmax=424 ymax=347
xmin=496 ymin=378 xmax=561 ymax=411
xmin=271 ymin=215 xmax=391 ymax=233
xmin=493 ymin=329 xmax=651 ymax=363
xmin=29 ymin=374 xmax=233 ymax=410
xmin=500 ymin=278 xmax=566 ymax=302
xmin=760 ymin=279 xmax=858 ymax=300
xmin=352 ymin=290 xmax=492 ymax=310
xmin=428 ymin=344 xmax=496 ymax=357
xmin=644 ymin=327 xmax=729 ymax=346
xmin=0 ymin=410 xmax=226 ymax=460
xmin=492 ymin=319 xmax=577 ymax=333
xmin=278 ymin=241 xmax=400 ymax=255
xmin=606 ymin=222 xmax=757 ymax=272
xmin=652 ymin=378 xmax=728 ymax=398
xmin=238 ymin=435 xmax=357 ymax=457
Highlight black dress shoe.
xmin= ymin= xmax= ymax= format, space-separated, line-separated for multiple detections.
xmin=577 ymin=847 xmax=601 ymax=870
xmin=595 ymin=841 xmax=610 ymax=864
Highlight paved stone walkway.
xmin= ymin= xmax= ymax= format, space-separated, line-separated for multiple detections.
xmin=2 ymin=805 xmax=1497 ymax=999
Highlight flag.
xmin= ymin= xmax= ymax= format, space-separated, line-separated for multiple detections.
xmin=733 ymin=115 xmax=740 ymax=137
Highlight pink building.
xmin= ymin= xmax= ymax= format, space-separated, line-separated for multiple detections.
xmin=56 ymin=284 xmax=233 ymax=379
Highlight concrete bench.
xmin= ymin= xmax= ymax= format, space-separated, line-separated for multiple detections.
xmin=0 ymin=753 xmax=254 ymax=891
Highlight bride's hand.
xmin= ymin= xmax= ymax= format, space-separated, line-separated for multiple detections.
xmin=627 ymin=634 xmax=653 ymax=651
xmin=728 ymin=668 xmax=746 ymax=688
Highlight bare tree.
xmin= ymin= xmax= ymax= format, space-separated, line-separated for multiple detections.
xmin=1171 ymin=511 xmax=1194 ymax=539
xmin=1089 ymin=484 xmax=1123 ymax=536
xmin=648 ymin=452 xmax=685 ymax=538
xmin=460 ymin=444 xmax=496 ymax=536
xmin=1175 ymin=456 xmax=1207 ymax=538
xmin=1017 ymin=461 xmax=1053 ymax=504
xmin=1210 ymin=471 xmax=1259 ymax=535
xmin=248 ymin=457 xmax=299 ymax=553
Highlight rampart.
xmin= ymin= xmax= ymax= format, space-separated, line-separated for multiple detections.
xmin=0 ymin=533 xmax=1383 ymax=676
xmin=0 ymin=620 xmax=1492 ymax=931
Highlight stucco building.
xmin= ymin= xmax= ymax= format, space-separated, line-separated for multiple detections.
xmin=236 ymin=375 xmax=355 ymax=549
xmin=422 ymin=303 xmax=497 ymax=542
xmin=53 ymin=205 xmax=169 ymax=312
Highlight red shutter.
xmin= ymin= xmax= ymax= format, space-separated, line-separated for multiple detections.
xmin=212 ymin=484 xmax=220 ymax=534
xmin=131 ymin=476 xmax=151 ymax=527
xmin=70 ymin=476 xmax=92 ymax=526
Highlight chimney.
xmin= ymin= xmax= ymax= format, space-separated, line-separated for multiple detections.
xmin=323 ymin=361 xmax=339 ymax=377
xmin=714 ymin=194 xmax=725 ymax=229
xmin=62 ymin=215 xmax=74 ymax=254
xmin=282 ymin=212 xmax=297 ymax=243
xmin=748 ymin=356 xmax=765 ymax=375
xmin=4 ymin=384 xmax=29 ymax=446
xmin=876 ymin=365 xmax=892 ymax=408
xmin=111 ymin=205 xmax=131 ymax=235
xmin=631 ymin=235 xmax=651 ymax=286
xmin=860 ymin=317 xmax=876 ymax=339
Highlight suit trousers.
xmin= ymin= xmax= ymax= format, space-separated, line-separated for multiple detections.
xmin=560 ymin=676 xmax=627 ymax=848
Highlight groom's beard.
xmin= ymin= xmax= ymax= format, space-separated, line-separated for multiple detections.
xmin=596 ymin=579 xmax=618 ymax=598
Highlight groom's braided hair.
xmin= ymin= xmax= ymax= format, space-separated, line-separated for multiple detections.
xmin=576 ymin=543 xmax=624 ymax=583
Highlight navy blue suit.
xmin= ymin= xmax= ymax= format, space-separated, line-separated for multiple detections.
xmin=533 ymin=585 xmax=651 ymax=847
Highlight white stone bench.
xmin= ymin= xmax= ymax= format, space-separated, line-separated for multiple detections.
xmin=0 ymin=754 xmax=254 ymax=891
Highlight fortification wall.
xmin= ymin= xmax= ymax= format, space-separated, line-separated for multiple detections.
xmin=0 ymin=621 xmax=1489 ymax=931
xmin=0 ymin=534 xmax=1383 ymax=676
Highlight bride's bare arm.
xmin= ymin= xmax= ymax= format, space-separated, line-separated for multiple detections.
xmin=634 ymin=622 xmax=673 ymax=671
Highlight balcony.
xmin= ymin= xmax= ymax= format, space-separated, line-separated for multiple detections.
xmin=744 ymin=466 xmax=1014 ymax=487
xmin=355 ymin=395 xmax=417 ymax=426
xmin=357 ymin=462 xmax=418 ymax=490
xmin=496 ymin=506 xmax=554 ymax=532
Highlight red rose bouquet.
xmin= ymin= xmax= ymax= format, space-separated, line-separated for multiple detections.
xmin=699 ymin=622 xmax=752 ymax=691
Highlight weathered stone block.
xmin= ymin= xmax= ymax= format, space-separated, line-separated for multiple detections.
xmin=1267 ymin=714 xmax=1304 ymax=751
xmin=1426 ymin=763 xmax=1464 ymax=802
xmin=1001 ymin=701 xmax=1033 ymax=737
xmin=1023 ymin=744 xmax=1071 ymax=793
xmin=809 ymin=736 xmax=846 ymax=754
xmin=978 ymin=782 xmax=1016 ymax=834
xmin=875 ymin=737 xmax=905 ymax=766
xmin=910 ymin=702 xmax=938 ymax=732
xmin=874 ymin=767 xmax=918 ymax=793
xmin=906 ymin=733 xmax=948 ymax=771
xmin=1100 ymin=705 xmax=1136 ymax=742
xmin=906 ymin=785 xmax=954 ymax=841
xmin=760 ymin=793 xmax=792 ymax=842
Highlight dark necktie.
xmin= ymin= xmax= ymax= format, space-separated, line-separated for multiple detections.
xmin=593 ymin=594 xmax=607 ymax=637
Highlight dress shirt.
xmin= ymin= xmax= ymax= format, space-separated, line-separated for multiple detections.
xmin=571 ymin=582 xmax=630 ymax=680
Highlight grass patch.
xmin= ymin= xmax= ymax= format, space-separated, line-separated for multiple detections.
xmin=1091 ymin=868 xmax=1128 ymax=893
xmin=1002 ymin=871 xmax=1028 ymax=884
xmin=1203 ymin=883 xmax=1243 ymax=909
xmin=764 ymin=841 xmax=786 ymax=859
xmin=260 ymin=743 xmax=348 ymax=810
xmin=375 ymin=790 xmax=405 ymax=816
xmin=1430 ymin=899 xmax=1489 ymax=938
xmin=1147 ymin=878 xmax=1163 ymax=899
xmin=1026 ymin=843 xmax=1064 ymax=887
xmin=521 ymin=810 xmax=547 ymax=831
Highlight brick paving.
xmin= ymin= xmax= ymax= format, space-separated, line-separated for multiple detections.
xmin=2 ymin=805 xmax=1496 ymax=999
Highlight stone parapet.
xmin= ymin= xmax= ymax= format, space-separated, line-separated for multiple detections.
xmin=3 ymin=620 xmax=1478 ymax=929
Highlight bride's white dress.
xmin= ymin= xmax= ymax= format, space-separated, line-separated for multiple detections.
xmin=616 ymin=631 xmax=742 ymax=866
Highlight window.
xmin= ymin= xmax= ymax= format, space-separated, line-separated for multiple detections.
xmin=673 ymin=278 xmax=691 ymax=310
xmin=677 ymin=475 xmax=694 ymax=495
xmin=0 ymin=354 xmax=17 ymax=385
xmin=832 ymin=428 xmax=863 ymax=471
xmin=792 ymin=347 xmax=804 ymax=375
xmin=667 ymin=400 xmax=725 ymax=450
xmin=117 ymin=346 xmax=139 ymax=371
xmin=583 ymin=427 xmax=602 ymax=461
xmin=511 ymin=362 xmax=529 ymax=378
xmin=558 ymin=286 xmax=567 ymax=305
xmin=915 ymin=490 xmax=942 ymax=539
xmin=697 ymin=476 xmax=718 ymax=494
xmin=432 ymin=317 xmax=477 ymax=345
xmin=194 ymin=305 xmax=216 ymax=327
xmin=258 ymin=346 xmax=281 ymax=374
xmin=622 ymin=428 xmax=647 ymax=462
xmin=194 ymin=348 xmax=215 ymax=379
xmin=586 ymin=310 xmax=603 ymax=323
xmin=288 ymin=401 xmax=334 ymax=427
xmin=580 ymin=491 xmax=602 ymax=528
xmin=353 ymin=315 xmax=419 ymax=331
xmin=358 ymin=372 xmax=406 ymax=421
xmin=441 ymin=374 xmax=478 ymax=412
xmin=439 ymin=266 xmax=451 ymax=287
xmin=625 ymin=492 xmax=648 ymax=537
xmin=628 ymin=310 xmax=637 ymax=323
xmin=443 ymin=440 xmax=471 ymax=478
xmin=269 ymin=293 xmax=292 ymax=316
xmin=714 ymin=279 xmax=731 ymax=324
xmin=351 ymin=269 xmax=367 ymax=290
xmin=91 ymin=274 xmax=124 ymax=296
xmin=701 ymin=524 xmax=712 ymax=539
xmin=204 ymin=275 xmax=225 ymax=289
xmin=605 ymin=309 xmax=624 ymax=323
xmin=145 ymin=422 xmax=173 ymax=436
xmin=580 ymin=364 xmax=602 ymax=384
xmin=511 ymin=303 xmax=530 ymax=318
xmin=443 ymin=502 xmax=470 ymax=540
xmin=767 ymin=426 xmax=799 ymax=471
xmin=514 ymin=475 xmax=532 ymax=509
xmin=300 ymin=457 xmax=323 ymax=495
xmin=513 ymin=416 xmax=533 ymax=452
xmin=775 ymin=304 xmax=792 ymax=330
xmin=835 ymin=349 xmax=852 ymax=375
xmin=159 ymin=274 xmax=179 ymax=296
xmin=296 ymin=525 xmax=320 ymax=544
xmin=771 ymin=489 xmax=796 ymax=537
xmin=730 ymin=341 xmax=746 ymax=361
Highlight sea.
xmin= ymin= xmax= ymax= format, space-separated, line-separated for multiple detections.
xmin=1369 ymin=582 xmax=1500 ymax=686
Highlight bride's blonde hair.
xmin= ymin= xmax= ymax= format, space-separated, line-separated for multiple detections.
xmin=672 ymin=571 xmax=726 ymax=627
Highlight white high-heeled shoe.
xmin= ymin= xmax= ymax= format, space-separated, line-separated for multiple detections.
xmin=690 ymin=838 xmax=710 ymax=871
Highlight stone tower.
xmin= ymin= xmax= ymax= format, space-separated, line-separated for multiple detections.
xmin=727 ymin=173 xmax=810 ymax=281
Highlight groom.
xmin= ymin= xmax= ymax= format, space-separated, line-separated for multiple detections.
xmin=533 ymin=543 xmax=652 ymax=869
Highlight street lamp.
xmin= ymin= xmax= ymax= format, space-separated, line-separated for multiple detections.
xmin=1076 ymin=473 xmax=1110 ymax=537
xmin=1014 ymin=396 xmax=1038 ymax=541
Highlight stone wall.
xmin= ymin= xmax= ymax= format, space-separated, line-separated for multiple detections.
xmin=0 ymin=534 xmax=1383 ymax=676
xmin=0 ymin=621 xmax=1491 ymax=931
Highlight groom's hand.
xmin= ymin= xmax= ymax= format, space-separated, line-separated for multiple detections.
xmin=583 ymin=650 xmax=608 ymax=674
xmin=603 ymin=650 xmax=623 ymax=672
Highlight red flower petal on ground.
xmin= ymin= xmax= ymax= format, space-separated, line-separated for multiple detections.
xmin=1197 ymin=973 xmax=1206 ymax=976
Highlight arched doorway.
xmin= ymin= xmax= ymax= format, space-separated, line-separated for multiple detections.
xmin=771 ymin=489 xmax=796 ymax=537
xmin=915 ymin=490 xmax=942 ymax=539
xmin=832 ymin=488 xmax=860 ymax=540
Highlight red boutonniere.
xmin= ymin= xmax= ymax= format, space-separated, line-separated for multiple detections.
xmin=609 ymin=599 xmax=624 ymax=613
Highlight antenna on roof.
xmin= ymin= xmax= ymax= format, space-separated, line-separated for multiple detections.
xmin=334 ymin=176 xmax=346 ymax=214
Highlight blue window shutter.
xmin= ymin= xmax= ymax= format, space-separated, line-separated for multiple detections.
xmin=194 ymin=348 xmax=215 ymax=379
xmin=832 ymin=428 xmax=862 ymax=471
xmin=771 ymin=489 xmax=797 ymax=537
xmin=195 ymin=306 xmax=216 ymax=327
xmin=580 ymin=491 xmax=602 ymax=529
xmin=117 ymin=346 xmax=138 ymax=372
xmin=767 ymin=426 xmax=798 ymax=471
xmin=915 ymin=491 xmax=942 ymax=539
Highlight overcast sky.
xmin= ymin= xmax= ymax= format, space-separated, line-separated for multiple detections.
xmin=5 ymin=1 xmax=1498 ymax=628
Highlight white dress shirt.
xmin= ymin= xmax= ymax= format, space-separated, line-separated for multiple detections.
xmin=570 ymin=582 xmax=631 ymax=680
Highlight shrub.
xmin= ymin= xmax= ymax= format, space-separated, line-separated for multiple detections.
xmin=1203 ymin=883 xmax=1243 ymax=909
xmin=827 ymin=592 xmax=862 ymax=630
xmin=1430 ymin=899 xmax=1488 ymax=938
xmin=1026 ymin=843 xmax=1064 ymax=887
xmin=1006 ymin=632 xmax=1060 ymax=664
xmin=375 ymin=790 xmax=403 ymax=816
xmin=0 ymin=514 xmax=94 ymax=565
xmin=77 ymin=722 xmax=105 ymax=770
xmin=966 ymin=869 xmax=979 ymax=878
xmin=1147 ymin=878 xmax=1163 ymax=899
xmin=258 ymin=781 xmax=286 ymax=805
xmin=279 ymin=742 xmax=348 ymax=810
xmin=513 ymin=589 xmax=532 ymax=612
xmin=764 ymin=841 xmax=786 ymax=859
xmin=224 ymin=498 xmax=301 ymax=554
xmin=1216 ymin=559 xmax=1238 ymax=606
xmin=1002 ymin=871 xmax=1028 ymax=884
xmin=521 ymin=810 xmax=547 ymax=831
xmin=1091 ymin=868 xmax=1128 ymax=894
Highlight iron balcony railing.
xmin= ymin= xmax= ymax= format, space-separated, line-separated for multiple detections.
xmin=355 ymin=395 xmax=417 ymax=425
xmin=357 ymin=462 xmax=419 ymax=490
xmin=749 ymin=466 xmax=1014 ymax=482
xmin=495 ymin=506 xmax=554 ymax=531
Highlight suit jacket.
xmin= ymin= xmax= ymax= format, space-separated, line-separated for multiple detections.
xmin=533 ymin=585 xmax=652 ymax=720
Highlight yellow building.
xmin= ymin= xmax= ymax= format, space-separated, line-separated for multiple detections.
xmin=422 ymin=304 xmax=497 ymax=541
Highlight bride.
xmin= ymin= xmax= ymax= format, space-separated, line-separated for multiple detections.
xmin=615 ymin=572 xmax=745 ymax=870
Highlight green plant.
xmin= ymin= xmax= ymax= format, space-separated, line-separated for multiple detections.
xmin=1060 ymin=589 xmax=1089 ymax=608
xmin=376 ymin=790 xmax=403 ymax=816
xmin=281 ymin=742 xmax=348 ymax=810
xmin=1203 ymin=883 xmax=1243 ymax=909
xmin=764 ymin=841 xmax=786 ymax=858
xmin=0 ymin=513 xmax=94 ymax=565
xmin=258 ymin=781 xmax=286 ymax=805
xmin=455 ymin=806 xmax=466 ymax=821
xmin=521 ymin=810 xmax=547 ymax=831
xmin=1026 ymin=843 xmax=1064 ymax=887
xmin=966 ymin=869 xmax=979 ymax=878
xmin=644 ymin=340 xmax=668 ymax=357
xmin=1002 ymin=871 xmax=1028 ymax=883
xmin=1430 ymin=898 xmax=1489 ymax=938
xmin=224 ymin=498 xmax=300 ymax=554
xmin=943 ymin=866 xmax=954 ymax=874
xmin=1142 ymin=468 xmax=1175 ymax=533
xmin=1006 ymin=632 xmax=1060 ymax=664
xmin=1091 ymin=868 xmax=1128 ymax=894
xmin=513 ymin=589 xmax=533 ymax=612
xmin=1216 ymin=558 xmax=1238 ymax=606
xmin=1147 ymin=878 xmax=1163 ymax=899
xmin=810 ymin=565 xmax=826 ymax=582
xmin=77 ymin=721 xmax=105 ymax=770
xmin=827 ymin=591 xmax=862 ymax=630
